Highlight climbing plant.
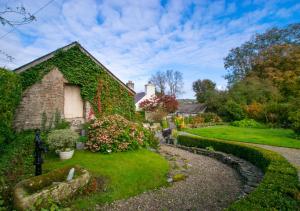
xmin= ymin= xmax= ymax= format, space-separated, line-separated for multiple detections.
xmin=0 ymin=68 xmax=22 ymax=144
xmin=19 ymin=45 xmax=135 ymax=120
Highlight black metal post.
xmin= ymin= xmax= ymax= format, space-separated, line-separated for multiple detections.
xmin=34 ymin=129 xmax=46 ymax=176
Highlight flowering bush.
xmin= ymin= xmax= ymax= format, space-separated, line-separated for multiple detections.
xmin=85 ymin=115 xmax=158 ymax=152
xmin=46 ymin=129 xmax=79 ymax=151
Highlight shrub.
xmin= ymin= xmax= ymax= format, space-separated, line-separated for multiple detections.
xmin=86 ymin=114 xmax=157 ymax=152
xmin=289 ymin=110 xmax=300 ymax=135
xmin=161 ymin=119 xmax=169 ymax=129
xmin=174 ymin=116 xmax=185 ymax=130
xmin=0 ymin=68 xmax=22 ymax=144
xmin=177 ymin=134 xmax=300 ymax=210
xmin=46 ymin=129 xmax=79 ymax=151
xmin=222 ymin=100 xmax=246 ymax=121
xmin=231 ymin=119 xmax=265 ymax=128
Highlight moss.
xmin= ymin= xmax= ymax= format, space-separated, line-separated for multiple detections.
xmin=172 ymin=174 xmax=186 ymax=182
xmin=20 ymin=165 xmax=84 ymax=194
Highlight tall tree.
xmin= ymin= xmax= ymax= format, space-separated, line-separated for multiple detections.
xmin=165 ymin=69 xmax=184 ymax=97
xmin=224 ymin=23 xmax=300 ymax=86
xmin=193 ymin=79 xmax=216 ymax=103
xmin=149 ymin=71 xmax=167 ymax=94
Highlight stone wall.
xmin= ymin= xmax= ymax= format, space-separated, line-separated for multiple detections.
xmin=14 ymin=68 xmax=67 ymax=131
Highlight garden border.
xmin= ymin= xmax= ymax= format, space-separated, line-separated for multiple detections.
xmin=177 ymin=134 xmax=300 ymax=210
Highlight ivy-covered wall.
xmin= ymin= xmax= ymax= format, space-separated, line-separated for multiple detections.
xmin=19 ymin=45 xmax=135 ymax=120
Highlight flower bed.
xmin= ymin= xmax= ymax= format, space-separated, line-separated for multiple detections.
xmin=85 ymin=114 xmax=158 ymax=152
xmin=177 ymin=134 xmax=300 ymax=210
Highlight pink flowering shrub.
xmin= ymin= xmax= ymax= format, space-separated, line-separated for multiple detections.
xmin=85 ymin=114 xmax=158 ymax=152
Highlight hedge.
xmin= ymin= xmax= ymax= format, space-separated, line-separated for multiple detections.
xmin=177 ymin=134 xmax=300 ymax=210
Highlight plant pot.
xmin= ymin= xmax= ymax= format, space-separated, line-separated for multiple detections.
xmin=76 ymin=142 xmax=85 ymax=150
xmin=59 ymin=150 xmax=74 ymax=160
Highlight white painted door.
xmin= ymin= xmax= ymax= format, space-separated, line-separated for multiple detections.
xmin=64 ymin=85 xmax=83 ymax=118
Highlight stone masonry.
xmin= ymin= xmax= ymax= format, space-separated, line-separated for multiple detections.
xmin=14 ymin=68 xmax=66 ymax=131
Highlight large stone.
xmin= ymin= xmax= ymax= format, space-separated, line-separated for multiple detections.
xmin=13 ymin=166 xmax=90 ymax=210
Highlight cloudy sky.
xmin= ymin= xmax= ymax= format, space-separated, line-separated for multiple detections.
xmin=0 ymin=0 xmax=299 ymax=98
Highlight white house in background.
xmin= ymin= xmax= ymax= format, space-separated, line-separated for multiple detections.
xmin=126 ymin=81 xmax=156 ymax=111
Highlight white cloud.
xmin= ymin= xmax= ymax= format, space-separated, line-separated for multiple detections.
xmin=0 ymin=0 xmax=298 ymax=98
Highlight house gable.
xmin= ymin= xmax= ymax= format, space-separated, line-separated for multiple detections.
xmin=15 ymin=42 xmax=135 ymax=124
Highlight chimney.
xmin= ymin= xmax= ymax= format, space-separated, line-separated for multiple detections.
xmin=145 ymin=81 xmax=155 ymax=96
xmin=126 ymin=80 xmax=134 ymax=90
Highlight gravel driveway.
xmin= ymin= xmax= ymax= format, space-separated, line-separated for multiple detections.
xmin=98 ymin=145 xmax=242 ymax=211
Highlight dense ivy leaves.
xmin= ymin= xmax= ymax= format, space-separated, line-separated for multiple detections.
xmin=0 ymin=68 xmax=22 ymax=144
xmin=20 ymin=45 xmax=135 ymax=120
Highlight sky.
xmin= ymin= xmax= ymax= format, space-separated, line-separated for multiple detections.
xmin=0 ymin=0 xmax=299 ymax=98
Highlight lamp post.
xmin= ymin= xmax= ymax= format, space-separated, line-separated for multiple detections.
xmin=34 ymin=129 xmax=46 ymax=176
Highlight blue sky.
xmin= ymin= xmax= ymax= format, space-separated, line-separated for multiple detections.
xmin=0 ymin=0 xmax=299 ymax=98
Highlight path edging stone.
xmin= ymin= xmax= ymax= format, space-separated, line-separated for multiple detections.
xmin=166 ymin=144 xmax=264 ymax=198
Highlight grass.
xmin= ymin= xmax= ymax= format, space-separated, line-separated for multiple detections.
xmin=44 ymin=149 xmax=169 ymax=209
xmin=185 ymin=125 xmax=300 ymax=149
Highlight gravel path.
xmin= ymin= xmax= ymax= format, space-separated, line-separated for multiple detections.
xmin=98 ymin=145 xmax=242 ymax=211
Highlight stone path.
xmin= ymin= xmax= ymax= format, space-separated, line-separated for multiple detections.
xmin=98 ymin=145 xmax=243 ymax=211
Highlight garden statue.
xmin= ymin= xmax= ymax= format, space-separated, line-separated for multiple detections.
xmin=162 ymin=128 xmax=174 ymax=144
xmin=34 ymin=129 xmax=47 ymax=176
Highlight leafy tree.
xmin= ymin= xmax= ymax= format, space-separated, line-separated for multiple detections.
xmin=139 ymin=94 xmax=178 ymax=113
xmin=192 ymin=79 xmax=216 ymax=103
xmin=224 ymin=23 xmax=300 ymax=85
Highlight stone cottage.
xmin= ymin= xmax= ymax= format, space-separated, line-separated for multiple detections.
xmin=14 ymin=42 xmax=135 ymax=131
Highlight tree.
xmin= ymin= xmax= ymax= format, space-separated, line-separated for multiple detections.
xmin=149 ymin=71 xmax=167 ymax=94
xmin=166 ymin=69 xmax=184 ymax=97
xmin=224 ymin=23 xmax=300 ymax=86
xmin=0 ymin=5 xmax=36 ymax=62
xmin=0 ymin=5 xmax=35 ymax=26
xmin=149 ymin=70 xmax=184 ymax=97
xmin=139 ymin=94 xmax=179 ymax=113
xmin=192 ymin=79 xmax=216 ymax=103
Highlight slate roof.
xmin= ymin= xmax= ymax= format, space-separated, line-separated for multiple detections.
xmin=135 ymin=92 xmax=146 ymax=103
xmin=177 ymin=103 xmax=206 ymax=114
xmin=14 ymin=41 xmax=135 ymax=95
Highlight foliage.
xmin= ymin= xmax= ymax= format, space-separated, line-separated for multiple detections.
xmin=192 ymin=79 xmax=216 ymax=103
xmin=224 ymin=23 xmax=300 ymax=85
xmin=289 ymin=110 xmax=300 ymax=135
xmin=0 ymin=68 xmax=22 ymax=144
xmin=139 ymin=94 xmax=179 ymax=113
xmin=178 ymin=134 xmax=300 ymax=210
xmin=174 ymin=116 xmax=185 ymax=130
xmin=161 ymin=119 xmax=169 ymax=129
xmin=220 ymin=100 xmax=245 ymax=121
xmin=231 ymin=119 xmax=265 ymax=128
xmin=0 ymin=132 xmax=35 ymax=210
xmin=44 ymin=149 xmax=169 ymax=209
xmin=46 ymin=129 xmax=79 ymax=151
xmin=78 ymin=136 xmax=88 ymax=143
xmin=19 ymin=45 xmax=135 ymax=120
xmin=185 ymin=126 xmax=300 ymax=149
xmin=188 ymin=112 xmax=222 ymax=128
xmin=86 ymin=115 xmax=156 ymax=152
xmin=134 ymin=111 xmax=145 ymax=123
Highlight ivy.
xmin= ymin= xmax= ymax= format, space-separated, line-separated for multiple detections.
xmin=0 ymin=68 xmax=22 ymax=144
xmin=20 ymin=45 xmax=135 ymax=120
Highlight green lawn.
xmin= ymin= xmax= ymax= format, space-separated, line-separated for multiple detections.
xmin=44 ymin=149 xmax=169 ymax=209
xmin=185 ymin=126 xmax=300 ymax=149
